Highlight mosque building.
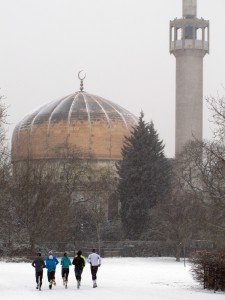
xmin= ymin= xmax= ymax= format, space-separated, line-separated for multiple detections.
xmin=12 ymin=0 xmax=209 ymax=169
xmin=11 ymin=0 xmax=209 ymax=223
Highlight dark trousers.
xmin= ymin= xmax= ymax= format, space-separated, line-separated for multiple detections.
xmin=75 ymin=268 xmax=83 ymax=281
xmin=91 ymin=266 xmax=98 ymax=280
xmin=47 ymin=271 xmax=55 ymax=283
xmin=62 ymin=268 xmax=69 ymax=281
xmin=35 ymin=271 xmax=43 ymax=287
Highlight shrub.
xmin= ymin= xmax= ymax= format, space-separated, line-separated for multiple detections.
xmin=190 ymin=250 xmax=225 ymax=292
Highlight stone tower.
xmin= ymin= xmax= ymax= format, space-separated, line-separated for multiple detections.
xmin=170 ymin=0 xmax=209 ymax=155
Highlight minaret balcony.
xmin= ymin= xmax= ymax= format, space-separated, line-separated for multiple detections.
xmin=170 ymin=17 xmax=209 ymax=54
xmin=170 ymin=39 xmax=209 ymax=53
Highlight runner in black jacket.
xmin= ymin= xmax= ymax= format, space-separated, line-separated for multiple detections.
xmin=72 ymin=250 xmax=85 ymax=289
xmin=32 ymin=253 xmax=46 ymax=291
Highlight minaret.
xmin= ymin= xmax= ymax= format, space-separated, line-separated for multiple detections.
xmin=170 ymin=0 xmax=209 ymax=156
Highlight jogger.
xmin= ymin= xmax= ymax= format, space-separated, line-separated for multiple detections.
xmin=46 ymin=254 xmax=58 ymax=289
xmin=87 ymin=249 xmax=101 ymax=288
xmin=61 ymin=252 xmax=71 ymax=288
xmin=72 ymin=250 xmax=86 ymax=289
xmin=32 ymin=252 xmax=46 ymax=291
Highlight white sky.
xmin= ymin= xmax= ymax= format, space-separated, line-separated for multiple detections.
xmin=1 ymin=0 xmax=225 ymax=157
xmin=1 ymin=257 xmax=224 ymax=300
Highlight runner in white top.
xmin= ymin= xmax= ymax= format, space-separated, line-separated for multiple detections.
xmin=87 ymin=249 xmax=101 ymax=288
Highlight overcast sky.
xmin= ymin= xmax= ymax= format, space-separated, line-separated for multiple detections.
xmin=1 ymin=0 xmax=225 ymax=157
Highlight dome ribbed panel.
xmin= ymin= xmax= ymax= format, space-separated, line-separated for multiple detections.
xmin=69 ymin=93 xmax=89 ymax=123
xmin=19 ymin=109 xmax=43 ymax=130
xmin=67 ymin=93 xmax=91 ymax=156
xmin=47 ymin=95 xmax=74 ymax=123
xmin=31 ymin=98 xmax=68 ymax=125
xmin=96 ymin=96 xmax=125 ymax=124
xmin=101 ymin=97 xmax=137 ymax=127
xmin=87 ymin=95 xmax=109 ymax=124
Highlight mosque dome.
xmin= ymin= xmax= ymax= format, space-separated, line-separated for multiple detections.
xmin=11 ymin=91 xmax=138 ymax=162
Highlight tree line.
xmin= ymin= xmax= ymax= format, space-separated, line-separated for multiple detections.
xmin=1 ymin=93 xmax=225 ymax=260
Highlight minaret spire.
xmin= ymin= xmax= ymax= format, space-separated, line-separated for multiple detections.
xmin=170 ymin=0 xmax=209 ymax=156
xmin=183 ymin=0 xmax=197 ymax=18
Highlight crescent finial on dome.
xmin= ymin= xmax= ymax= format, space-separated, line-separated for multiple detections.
xmin=78 ymin=70 xmax=86 ymax=92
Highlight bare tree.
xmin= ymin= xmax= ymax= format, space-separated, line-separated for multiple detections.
xmin=175 ymin=143 xmax=225 ymax=247
xmin=169 ymin=93 xmax=225 ymax=248
xmin=145 ymin=150 xmax=205 ymax=261
xmin=0 ymin=93 xmax=9 ymax=179
xmin=11 ymin=160 xmax=62 ymax=252
xmin=11 ymin=145 xmax=92 ymax=251
xmin=10 ymin=144 xmax=115 ymax=252
xmin=0 ymin=94 xmax=13 ymax=251
xmin=80 ymin=165 xmax=117 ymax=253
xmin=149 ymin=187 xmax=205 ymax=261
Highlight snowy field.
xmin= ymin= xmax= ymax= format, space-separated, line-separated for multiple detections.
xmin=0 ymin=257 xmax=224 ymax=300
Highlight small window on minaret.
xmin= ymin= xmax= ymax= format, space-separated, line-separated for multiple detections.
xmin=172 ymin=27 xmax=175 ymax=41
xmin=196 ymin=28 xmax=202 ymax=41
xmin=177 ymin=28 xmax=182 ymax=40
xmin=184 ymin=25 xmax=193 ymax=39
xmin=205 ymin=27 xmax=208 ymax=42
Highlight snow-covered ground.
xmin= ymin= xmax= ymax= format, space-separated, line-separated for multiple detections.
xmin=0 ymin=257 xmax=224 ymax=300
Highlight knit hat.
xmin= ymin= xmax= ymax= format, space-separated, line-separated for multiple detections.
xmin=37 ymin=252 xmax=41 ymax=257
xmin=77 ymin=250 xmax=82 ymax=256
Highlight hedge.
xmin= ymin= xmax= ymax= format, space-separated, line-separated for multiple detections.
xmin=190 ymin=250 xmax=225 ymax=292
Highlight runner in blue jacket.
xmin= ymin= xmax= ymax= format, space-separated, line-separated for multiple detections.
xmin=46 ymin=254 xmax=58 ymax=289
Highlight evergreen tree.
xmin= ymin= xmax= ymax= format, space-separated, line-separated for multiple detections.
xmin=116 ymin=111 xmax=171 ymax=239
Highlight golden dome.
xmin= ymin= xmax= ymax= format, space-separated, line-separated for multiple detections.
xmin=12 ymin=91 xmax=137 ymax=162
